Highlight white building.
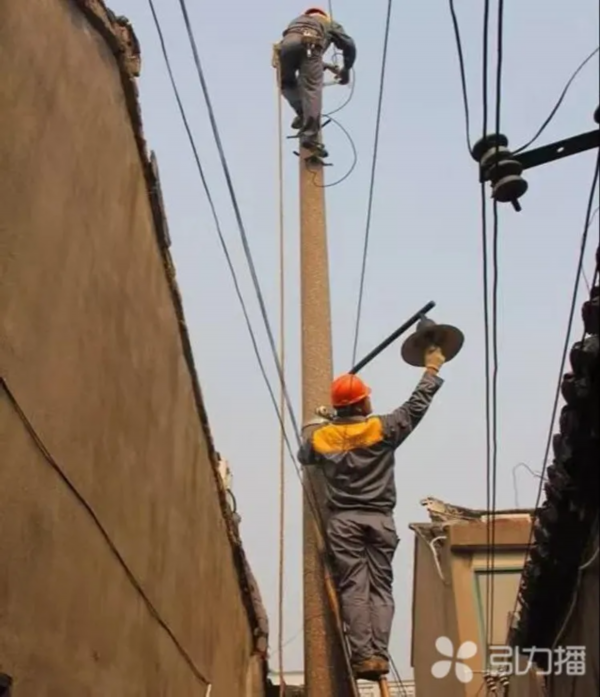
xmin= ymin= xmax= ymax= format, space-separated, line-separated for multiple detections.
xmin=271 ymin=671 xmax=415 ymax=696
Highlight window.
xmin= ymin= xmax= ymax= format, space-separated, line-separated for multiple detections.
xmin=475 ymin=569 xmax=522 ymax=648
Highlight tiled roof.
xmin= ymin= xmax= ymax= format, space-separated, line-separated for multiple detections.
xmin=511 ymin=244 xmax=599 ymax=656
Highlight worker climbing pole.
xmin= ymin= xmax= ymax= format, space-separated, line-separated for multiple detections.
xmin=274 ymin=7 xmax=356 ymax=165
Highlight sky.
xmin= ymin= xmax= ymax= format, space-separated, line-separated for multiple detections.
xmin=111 ymin=0 xmax=598 ymax=680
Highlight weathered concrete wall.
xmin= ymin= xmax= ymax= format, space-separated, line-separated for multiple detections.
xmin=0 ymin=1 xmax=266 ymax=695
xmin=411 ymin=532 xmax=463 ymax=697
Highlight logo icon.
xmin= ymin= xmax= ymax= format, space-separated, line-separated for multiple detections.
xmin=431 ymin=637 xmax=478 ymax=683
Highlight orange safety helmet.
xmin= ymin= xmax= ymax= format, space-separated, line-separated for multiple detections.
xmin=331 ymin=373 xmax=371 ymax=408
xmin=304 ymin=7 xmax=331 ymax=21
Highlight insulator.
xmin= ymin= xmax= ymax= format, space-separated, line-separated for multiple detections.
xmin=471 ymin=133 xmax=528 ymax=209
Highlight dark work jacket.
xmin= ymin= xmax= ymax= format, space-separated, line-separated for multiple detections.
xmin=283 ymin=14 xmax=357 ymax=70
xmin=298 ymin=373 xmax=443 ymax=513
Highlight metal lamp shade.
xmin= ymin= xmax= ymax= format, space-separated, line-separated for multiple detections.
xmin=401 ymin=317 xmax=465 ymax=367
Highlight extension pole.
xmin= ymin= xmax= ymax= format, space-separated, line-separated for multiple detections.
xmin=349 ymin=300 xmax=436 ymax=375
xmin=300 ymin=142 xmax=356 ymax=697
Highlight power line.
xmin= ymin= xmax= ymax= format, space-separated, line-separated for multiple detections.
xmin=174 ymin=0 xmax=303 ymax=444
xmin=480 ymin=0 xmax=494 ymax=674
xmin=146 ymin=0 xmax=299 ymax=466
xmin=514 ymin=46 xmax=599 ymax=154
xmin=1 ymin=378 xmax=212 ymax=688
xmin=350 ymin=0 xmax=394 ymax=365
xmin=488 ymin=0 xmax=506 ymax=658
xmin=146 ymin=1 xmax=333 ymax=550
xmin=448 ymin=0 xmax=473 ymax=151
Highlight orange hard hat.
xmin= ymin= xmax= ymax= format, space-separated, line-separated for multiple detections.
xmin=304 ymin=7 xmax=330 ymax=20
xmin=331 ymin=373 xmax=371 ymax=408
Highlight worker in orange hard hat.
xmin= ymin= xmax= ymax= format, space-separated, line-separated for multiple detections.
xmin=298 ymin=347 xmax=447 ymax=681
xmin=275 ymin=7 xmax=356 ymax=157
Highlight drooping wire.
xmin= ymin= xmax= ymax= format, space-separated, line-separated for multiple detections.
xmin=480 ymin=0 xmax=494 ymax=675
xmin=507 ymin=150 xmax=600 ymax=644
xmin=174 ymin=0 xmax=302 ymax=444
xmin=488 ymin=0 xmax=506 ymax=659
xmin=326 ymin=70 xmax=356 ymax=117
xmin=448 ymin=0 xmax=473 ymax=151
xmin=310 ymin=114 xmax=358 ymax=189
xmin=514 ymin=46 xmax=599 ymax=154
xmin=1 ymin=379 xmax=212 ymax=688
xmin=350 ymin=0 xmax=393 ymax=365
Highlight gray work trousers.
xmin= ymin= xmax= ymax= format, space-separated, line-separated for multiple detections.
xmin=278 ymin=35 xmax=323 ymax=143
xmin=328 ymin=510 xmax=399 ymax=663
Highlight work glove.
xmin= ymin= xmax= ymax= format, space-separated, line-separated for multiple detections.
xmin=424 ymin=346 xmax=446 ymax=374
xmin=337 ymin=67 xmax=351 ymax=85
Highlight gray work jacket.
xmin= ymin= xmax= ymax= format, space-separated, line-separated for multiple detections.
xmin=298 ymin=372 xmax=444 ymax=513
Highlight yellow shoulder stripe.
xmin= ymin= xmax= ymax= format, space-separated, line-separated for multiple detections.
xmin=312 ymin=418 xmax=384 ymax=454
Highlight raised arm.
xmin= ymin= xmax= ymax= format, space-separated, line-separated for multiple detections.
xmin=381 ymin=347 xmax=446 ymax=448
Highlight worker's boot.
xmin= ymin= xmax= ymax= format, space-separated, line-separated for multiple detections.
xmin=291 ymin=114 xmax=303 ymax=129
xmin=372 ymin=657 xmax=390 ymax=675
xmin=300 ymin=138 xmax=329 ymax=159
xmin=352 ymin=657 xmax=384 ymax=681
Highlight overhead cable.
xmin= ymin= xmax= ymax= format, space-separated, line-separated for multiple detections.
xmin=448 ymin=0 xmax=473 ymax=151
xmin=350 ymin=0 xmax=394 ymax=365
xmin=174 ymin=0 xmax=302 ymax=443
xmin=146 ymin=0 xmax=299 ymax=468
xmin=488 ymin=0 xmax=506 ymax=656
xmin=514 ymin=46 xmax=600 ymax=154
xmin=1 ymin=378 xmax=212 ymax=688
xmin=146 ymin=1 xmax=333 ymax=548
xmin=480 ymin=0 xmax=494 ymax=669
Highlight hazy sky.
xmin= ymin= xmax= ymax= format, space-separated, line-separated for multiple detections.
xmin=111 ymin=0 xmax=598 ymax=679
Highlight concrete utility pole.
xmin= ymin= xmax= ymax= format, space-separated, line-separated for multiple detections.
xmin=299 ymin=144 xmax=356 ymax=697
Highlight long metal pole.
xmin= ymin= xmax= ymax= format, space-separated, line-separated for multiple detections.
xmin=300 ymin=146 xmax=355 ymax=697
xmin=349 ymin=300 xmax=436 ymax=375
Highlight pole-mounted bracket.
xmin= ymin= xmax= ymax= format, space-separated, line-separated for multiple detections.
xmin=472 ymin=104 xmax=600 ymax=212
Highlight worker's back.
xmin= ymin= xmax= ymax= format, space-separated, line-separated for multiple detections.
xmin=298 ymin=372 xmax=444 ymax=513
xmin=283 ymin=14 xmax=332 ymax=49
xmin=299 ymin=414 xmax=399 ymax=513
